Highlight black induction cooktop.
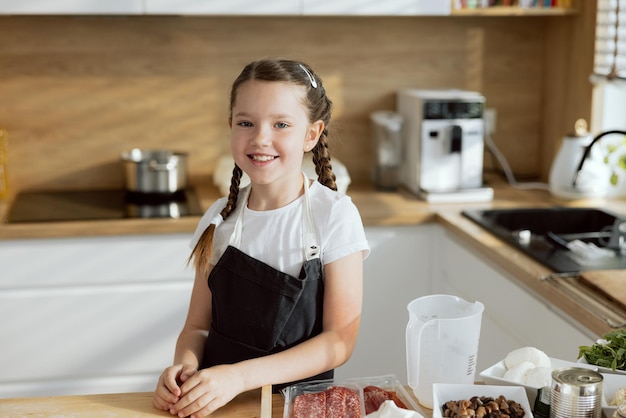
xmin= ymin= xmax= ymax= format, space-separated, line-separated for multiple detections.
xmin=5 ymin=188 xmax=204 ymax=223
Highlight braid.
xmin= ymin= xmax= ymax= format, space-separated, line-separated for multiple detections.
xmin=188 ymin=164 xmax=243 ymax=274
xmin=221 ymin=164 xmax=243 ymax=220
xmin=312 ymin=130 xmax=337 ymax=192
xmin=310 ymin=89 xmax=336 ymax=191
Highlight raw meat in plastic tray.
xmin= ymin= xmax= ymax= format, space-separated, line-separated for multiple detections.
xmin=282 ymin=379 xmax=366 ymax=418
xmin=345 ymin=374 xmax=422 ymax=415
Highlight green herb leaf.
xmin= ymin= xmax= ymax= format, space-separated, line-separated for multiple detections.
xmin=619 ymin=154 xmax=626 ymax=170
xmin=578 ymin=329 xmax=626 ymax=371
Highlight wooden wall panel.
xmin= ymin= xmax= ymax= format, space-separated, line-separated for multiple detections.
xmin=0 ymin=15 xmax=584 ymax=199
xmin=541 ymin=2 xmax=596 ymax=179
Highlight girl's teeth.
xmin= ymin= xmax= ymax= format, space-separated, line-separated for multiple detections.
xmin=251 ymin=155 xmax=275 ymax=162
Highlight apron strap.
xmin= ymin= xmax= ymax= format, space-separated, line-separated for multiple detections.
xmin=228 ymin=186 xmax=249 ymax=248
xmin=302 ymin=172 xmax=320 ymax=261
xmin=228 ymin=173 xmax=320 ymax=261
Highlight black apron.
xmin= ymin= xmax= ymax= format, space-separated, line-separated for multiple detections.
xmin=200 ymin=174 xmax=333 ymax=392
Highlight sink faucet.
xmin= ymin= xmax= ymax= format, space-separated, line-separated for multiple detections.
xmin=571 ymin=129 xmax=626 ymax=189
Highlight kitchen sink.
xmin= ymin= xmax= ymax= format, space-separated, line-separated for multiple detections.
xmin=462 ymin=207 xmax=626 ymax=273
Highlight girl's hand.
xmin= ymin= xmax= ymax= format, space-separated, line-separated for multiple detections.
xmin=169 ymin=364 xmax=244 ymax=418
xmin=153 ymin=364 xmax=198 ymax=413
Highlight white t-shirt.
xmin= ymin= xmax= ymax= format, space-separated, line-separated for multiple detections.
xmin=190 ymin=181 xmax=370 ymax=277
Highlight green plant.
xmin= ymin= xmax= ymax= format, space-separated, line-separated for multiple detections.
xmin=578 ymin=329 xmax=626 ymax=371
xmin=603 ymin=135 xmax=626 ymax=186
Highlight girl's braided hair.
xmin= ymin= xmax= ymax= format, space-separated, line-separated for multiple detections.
xmin=189 ymin=58 xmax=336 ymax=274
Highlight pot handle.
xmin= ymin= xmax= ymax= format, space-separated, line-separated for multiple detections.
xmin=148 ymin=160 xmax=176 ymax=171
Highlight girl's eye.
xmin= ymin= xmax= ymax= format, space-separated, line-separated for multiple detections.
xmin=237 ymin=121 xmax=253 ymax=127
xmin=275 ymin=122 xmax=289 ymax=129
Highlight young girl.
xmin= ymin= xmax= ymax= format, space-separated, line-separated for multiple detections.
xmin=153 ymin=58 xmax=369 ymax=418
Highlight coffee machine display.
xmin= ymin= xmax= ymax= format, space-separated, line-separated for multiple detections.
xmin=397 ymin=89 xmax=493 ymax=202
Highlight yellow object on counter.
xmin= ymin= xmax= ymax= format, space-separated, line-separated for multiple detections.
xmin=0 ymin=127 xmax=7 ymax=198
xmin=612 ymin=388 xmax=626 ymax=406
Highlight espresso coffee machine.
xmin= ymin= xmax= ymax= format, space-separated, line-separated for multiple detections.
xmin=397 ymin=89 xmax=493 ymax=202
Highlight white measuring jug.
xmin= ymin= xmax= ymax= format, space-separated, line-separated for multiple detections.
xmin=406 ymin=294 xmax=484 ymax=409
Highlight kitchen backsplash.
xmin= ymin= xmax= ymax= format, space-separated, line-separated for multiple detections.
xmin=0 ymin=15 xmax=549 ymax=198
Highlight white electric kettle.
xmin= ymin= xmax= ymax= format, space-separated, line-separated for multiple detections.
xmin=548 ymin=119 xmax=623 ymax=199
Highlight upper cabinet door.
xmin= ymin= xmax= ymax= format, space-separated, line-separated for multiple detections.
xmin=0 ymin=0 xmax=143 ymax=14
xmin=145 ymin=0 xmax=301 ymax=15
xmin=301 ymin=0 xmax=450 ymax=15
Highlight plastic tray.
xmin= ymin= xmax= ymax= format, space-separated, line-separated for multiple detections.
xmin=282 ymin=379 xmax=365 ymax=418
xmin=345 ymin=374 xmax=422 ymax=414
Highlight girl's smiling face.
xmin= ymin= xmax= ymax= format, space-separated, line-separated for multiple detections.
xmin=230 ymin=80 xmax=322 ymax=191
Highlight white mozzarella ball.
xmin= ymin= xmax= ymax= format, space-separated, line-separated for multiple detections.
xmin=504 ymin=347 xmax=551 ymax=369
xmin=524 ymin=366 xmax=552 ymax=388
xmin=503 ymin=361 xmax=535 ymax=383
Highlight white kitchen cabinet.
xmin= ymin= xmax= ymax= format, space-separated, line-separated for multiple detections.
xmin=0 ymin=0 xmax=143 ymax=14
xmin=432 ymin=226 xmax=595 ymax=373
xmin=0 ymin=225 xmax=432 ymax=397
xmin=144 ymin=0 xmax=301 ymax=15
xmin=0 ymin=0 xmax=450 ymax=16
xmin=335 ymin=224 xmax=434 ymax=383
xmin=0 ymin=234 xmax=194 ymax=398
xmin=301 ymin=0 xmax=450 ymax=15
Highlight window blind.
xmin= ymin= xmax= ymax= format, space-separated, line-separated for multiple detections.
xmin=594 ymin=0 xmax=626 ymax=81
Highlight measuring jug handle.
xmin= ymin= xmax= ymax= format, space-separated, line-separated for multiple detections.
xmin=406 ymin=318 xmax=435 ymax=389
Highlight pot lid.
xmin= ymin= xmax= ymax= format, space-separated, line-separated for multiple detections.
xmin=121 ymin=148 xmax=187 ymax=163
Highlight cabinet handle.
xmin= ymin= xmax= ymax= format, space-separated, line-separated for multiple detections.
xmin=605 ymin=318 xmax=626 ymax=328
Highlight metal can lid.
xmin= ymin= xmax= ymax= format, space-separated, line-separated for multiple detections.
xmin=552 ymin=367 xmax=603 ymax=397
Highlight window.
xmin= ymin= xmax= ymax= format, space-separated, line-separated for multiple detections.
xmin=593 ymin=0 xmax=626 ymax=81
xmin=590 ymin=0 xmax=626 ymax=196
xmin=591 ymin=0 xmax=626 ymax=132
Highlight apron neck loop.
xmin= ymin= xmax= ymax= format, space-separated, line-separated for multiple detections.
xmin=229 ymin=173 xmax=321 ymax=262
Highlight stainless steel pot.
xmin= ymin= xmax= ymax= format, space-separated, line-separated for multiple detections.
xmin=121 ymin=148 xmax=188 ymax=194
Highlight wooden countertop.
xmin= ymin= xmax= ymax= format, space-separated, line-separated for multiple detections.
xmin=0 ymin=389 xmax=433 ymax=417
xmin=2 ymin=175 xmax=626 ymax=338
xmin=1 ymin=173 xmax=619 ymax=240
xmin=0 ymin=179 xmax=572 ymax=240
xmin=0 ymin=183 xmax=440 ymax=240
xmin=0 ymin=390 xmax=262 ymax=418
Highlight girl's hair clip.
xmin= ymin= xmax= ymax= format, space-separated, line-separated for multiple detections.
xmin=299 ymin=64 xmax=318 ymax=88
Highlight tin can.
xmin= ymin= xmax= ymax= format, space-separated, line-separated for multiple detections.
xmin=550 ymin=367 xmax=603 ymax=418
